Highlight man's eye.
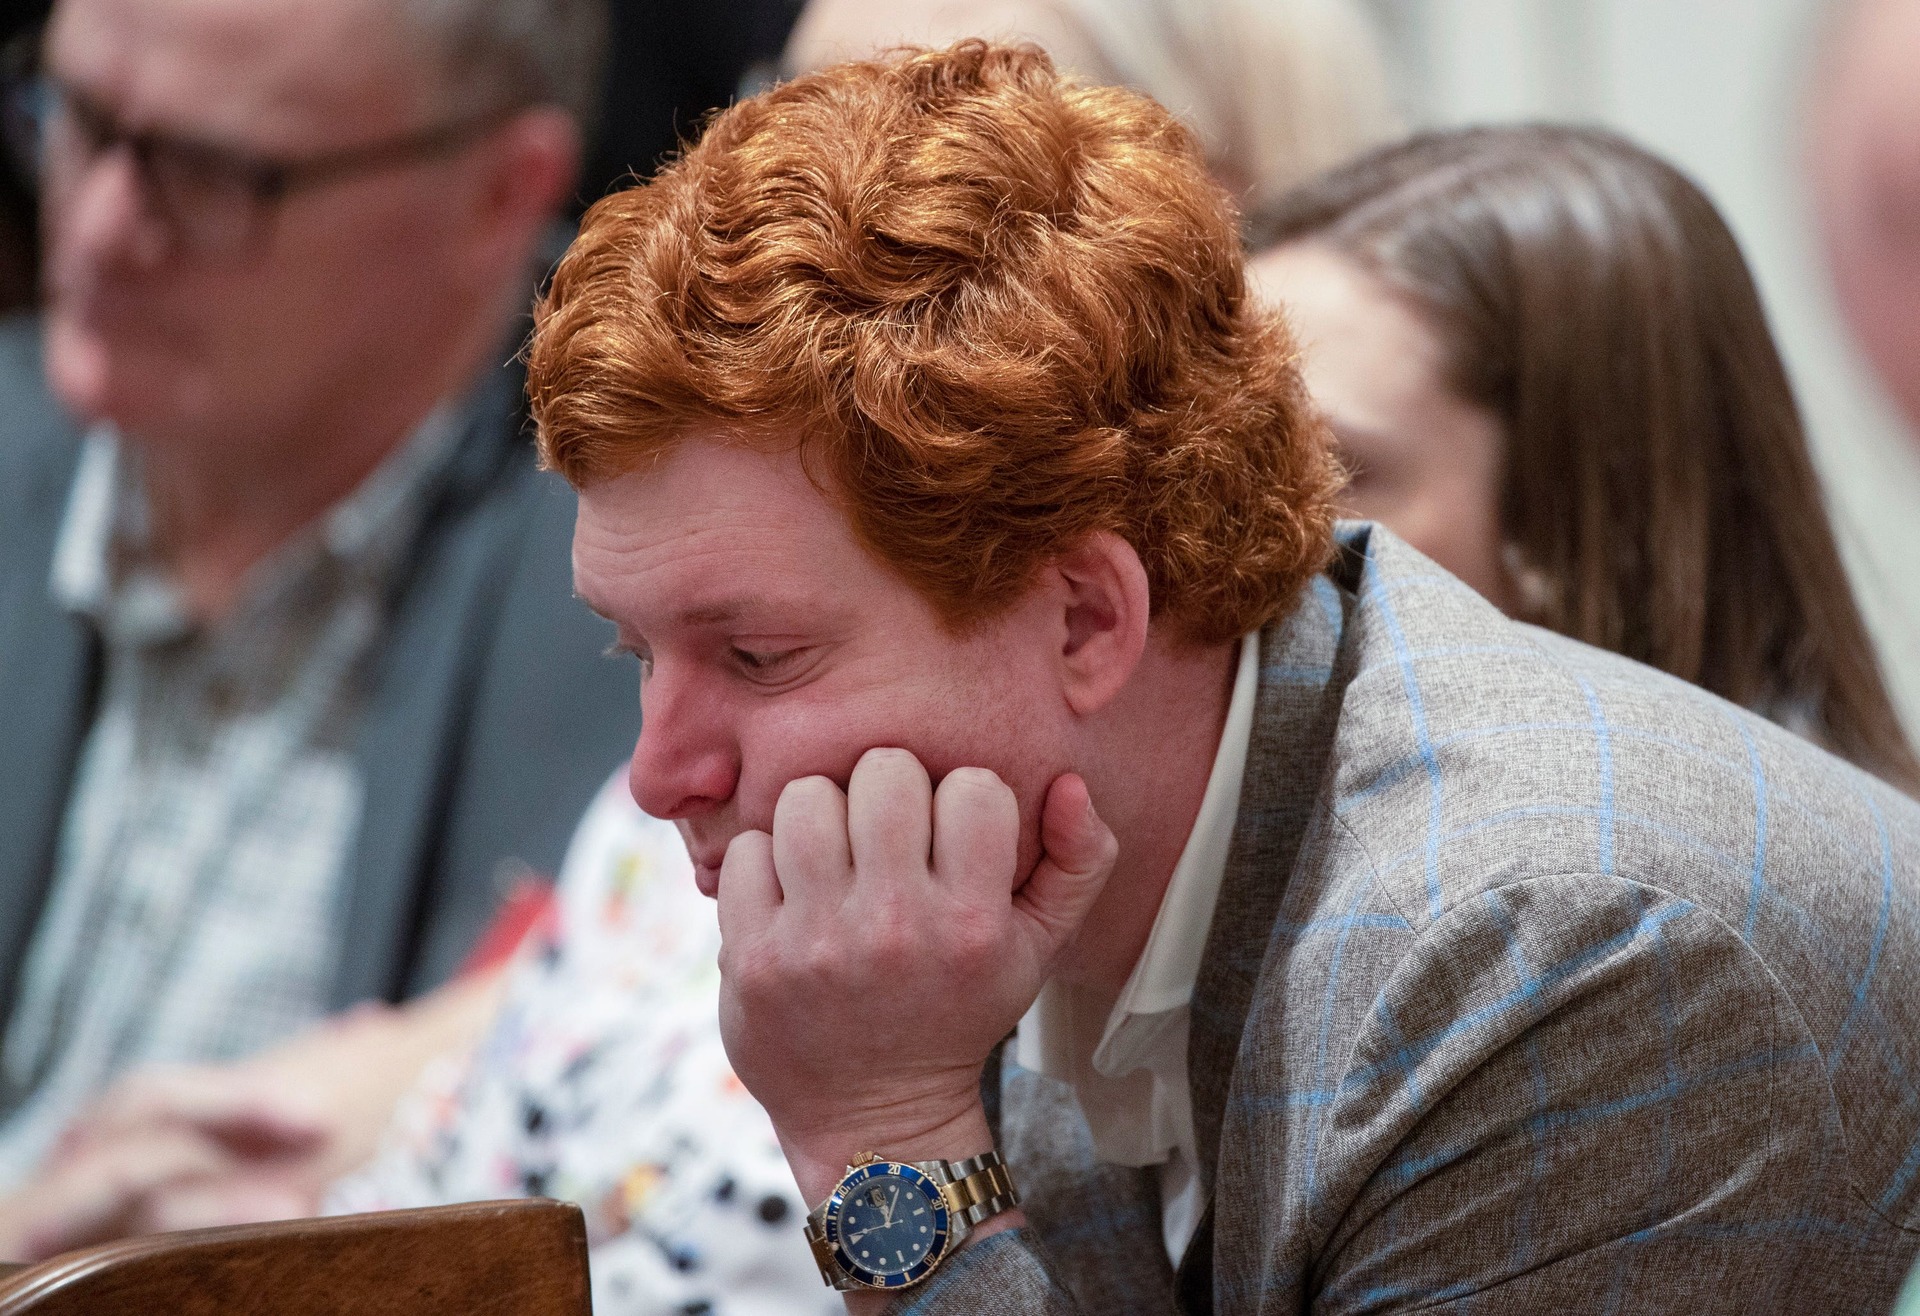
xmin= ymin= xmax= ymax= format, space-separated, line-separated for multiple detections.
xmin=732 ymin=646 xmax=796 ymax=676
xmin=60 ymin=93 xmax=112 ymax=147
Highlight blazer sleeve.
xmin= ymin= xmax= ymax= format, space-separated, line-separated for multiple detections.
xmin=1297 ymin=872 xmax=1854 ymax=1313
xmin=887 ymin=1227 xmax=1091 ymax=1315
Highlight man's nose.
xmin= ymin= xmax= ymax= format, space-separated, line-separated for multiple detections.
xmin=51 ymin=146 xmax=170 ymax=275
xmin=625 ymin=671 xmax=738 ymax=820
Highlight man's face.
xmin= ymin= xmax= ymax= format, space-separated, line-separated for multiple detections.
xmin=572 ymin=436 xmax=1076 ymax=898
xmin=40 ymin=0 xmax=484 ymax=448
xmin=1812 ymin=0 xmax=1920 ymax=441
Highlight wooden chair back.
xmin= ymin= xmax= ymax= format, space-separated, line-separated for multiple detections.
xmin=0 ymin=1199 xmax=589 ymax=1315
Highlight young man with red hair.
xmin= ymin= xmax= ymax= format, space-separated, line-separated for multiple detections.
xmin=531 ymin=41 xmax=1920 ymax=1313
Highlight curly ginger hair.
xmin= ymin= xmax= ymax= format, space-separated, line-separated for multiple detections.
xmin=528 ymin=40 xmax=1338 ymax=645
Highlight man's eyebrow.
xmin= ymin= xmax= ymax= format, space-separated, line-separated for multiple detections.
xmin=570 ymin=596 xmax=782 ymax=628
xmin=677 ymin=600 xmax=754 ymax=626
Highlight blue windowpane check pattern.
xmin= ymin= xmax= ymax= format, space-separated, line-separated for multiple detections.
xmin=895 ymin=524 xmax=1920 ymax=1315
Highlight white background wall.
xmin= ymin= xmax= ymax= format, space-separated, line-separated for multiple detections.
xmin=1358 ymin=0 xmax=1920 ymax=729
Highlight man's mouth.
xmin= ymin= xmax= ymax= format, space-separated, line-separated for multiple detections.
xmin=672 ymin=819 xmax=728 ymax=900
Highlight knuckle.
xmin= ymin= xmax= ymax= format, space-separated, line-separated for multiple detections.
xmin=796 ymin=933 xmax=842 ymax=984
xmin=778 ymin=774 xmax=841 ymax=812
xmin=945 ymin=910 xmax=1002 ymax=974
xmin=720 ymin=936 xmax=781 ymax=993
xmin=936 ymin=768 xmax=1018 ymax=832
xmin=862 ymin=914 xmax=913 ymax=963
xmin=941 ymin=765 xmax=1007 ymax=795
xmin=722 ymin=828 xmax=772 ymax=867
xmin=852 ymin=746 xmax=929 ymax=792
xmin=858 ymin=892 xmax=929 ymax=960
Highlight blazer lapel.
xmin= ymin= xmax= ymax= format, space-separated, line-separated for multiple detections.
xmin=1177 ymin=542 xmax=1366 ymax=1298
xmin=327 ymin=362 xmax=529 ymax=1009
xmin=0 ymin=579 xmax=96 ymax=1037
xmin=0 ymin=434 xmax=94 ymax=1035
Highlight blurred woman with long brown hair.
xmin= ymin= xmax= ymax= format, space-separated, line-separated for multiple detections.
xmin=1250 ymin=124 xmax=1920 ymax=793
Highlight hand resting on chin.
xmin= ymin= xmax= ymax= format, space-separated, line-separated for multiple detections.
xmin=713 ymin=747 xmax=1117 ymax=1240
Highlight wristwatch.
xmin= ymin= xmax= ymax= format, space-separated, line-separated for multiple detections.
xmin=803 ymin=1150 xmax=1020 ymax=1291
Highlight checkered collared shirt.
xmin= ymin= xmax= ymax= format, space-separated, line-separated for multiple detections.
xmin=0 ymin=416 xmax=457 ymax=1185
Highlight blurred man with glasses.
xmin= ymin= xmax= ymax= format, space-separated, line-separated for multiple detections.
xmin=0 ymin=0 xmax=634 ymax=1190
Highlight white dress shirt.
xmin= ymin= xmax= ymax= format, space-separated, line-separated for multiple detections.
xmin=1014 ymin=630 xmax=1259 ymax=1262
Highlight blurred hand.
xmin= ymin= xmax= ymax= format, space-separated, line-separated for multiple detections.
xmin=0 ymin=1047 xmax=344 ymax=1263
xmin=0 ymin=1102 xmax=324 ymax=1262
xmin=715 ymin=748 xmax=1116 ymax=1208
xmin=0 ymin=968 xmax=506 ymax=1263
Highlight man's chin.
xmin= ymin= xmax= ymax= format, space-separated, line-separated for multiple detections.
xmin=672 ymin=820 xmax=726 ymax=899
xmin=42 ymin=315 xmax=116 ymax=424
xmin=44 ymin=316 xmax=199 ymax=437
xmin=693 ymin=859 xmax=721 ymax=900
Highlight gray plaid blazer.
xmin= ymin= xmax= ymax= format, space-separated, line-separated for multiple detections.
xmin=898 ymin=524 xmax=1920 ymax=1314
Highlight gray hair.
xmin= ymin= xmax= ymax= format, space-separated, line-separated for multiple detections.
xmin=395 ymin=0 xmax=611 ymax=129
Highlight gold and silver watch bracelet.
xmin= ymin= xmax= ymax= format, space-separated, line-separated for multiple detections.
xmin=939 ymin=1151 xmax=1021 ymax=1228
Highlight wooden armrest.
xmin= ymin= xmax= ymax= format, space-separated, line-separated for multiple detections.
xmin=0 ymin=1199 xmax=589 ymax=1315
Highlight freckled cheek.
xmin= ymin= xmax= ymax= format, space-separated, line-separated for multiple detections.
xmin=726 ymin=699 xmax=879 ymax=828
xmin=726 ymin=667 xmax=1060 ymax=875
xmin=728 ymin=682 xmax=971 ymax=814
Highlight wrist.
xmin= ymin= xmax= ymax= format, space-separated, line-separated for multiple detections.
xmin=782 ymin=1099 xmax=998 ymax=1207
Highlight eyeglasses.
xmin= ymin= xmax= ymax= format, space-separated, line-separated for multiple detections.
xmin=12 ymin=75 xmax=518 ymax=256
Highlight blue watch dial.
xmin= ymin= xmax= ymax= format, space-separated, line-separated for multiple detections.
xmin=826 ymin=1161 xmax=951 ymax=1288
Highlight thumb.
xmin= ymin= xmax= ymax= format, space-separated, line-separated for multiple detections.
xmin=146 ymin=1074 xmax=333 ymax=1161
xmin=1013 ymin=773 xmax=1116 ymax=951
xmin=196 ymin=1094 xmax=332 ymax=1162
xmin=57 ymin=1069 xmax=328 ymax=1166
xmin=151 ymin=1073 xmax=333 ymax=1160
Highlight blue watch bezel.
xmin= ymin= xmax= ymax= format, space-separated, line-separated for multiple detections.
xmin=822 ymin=1159 xmax=953 ymax=1289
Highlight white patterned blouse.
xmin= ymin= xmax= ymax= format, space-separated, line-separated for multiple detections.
xmin=326 ymin=771 xmax=837 ymax=1316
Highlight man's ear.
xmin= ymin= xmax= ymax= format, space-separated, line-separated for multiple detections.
xmin=1053 ymin=531 xmax=1150 ymax=716
xmin=468 ymin=106 xmax=581 ymax=267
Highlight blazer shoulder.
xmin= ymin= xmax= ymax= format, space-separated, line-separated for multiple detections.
xmin=1221 ymin=866 xmax=1917 ymax=1311
xmin=1322 ymin=528 xmax=1906 ymax=918
xmin=1293 ymin=529 xmax=1920 ymax=1235
xmin=0 ymin=316 xmax=83 ymax=523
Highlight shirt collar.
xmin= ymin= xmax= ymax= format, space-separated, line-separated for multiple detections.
xmin=1013 ymin=628 xmax=1260 ymax=1106
xmin=49 ymin=430 xmax=129 ymax=625
xmin=49 ymin=407 xmax=463 ymax=645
